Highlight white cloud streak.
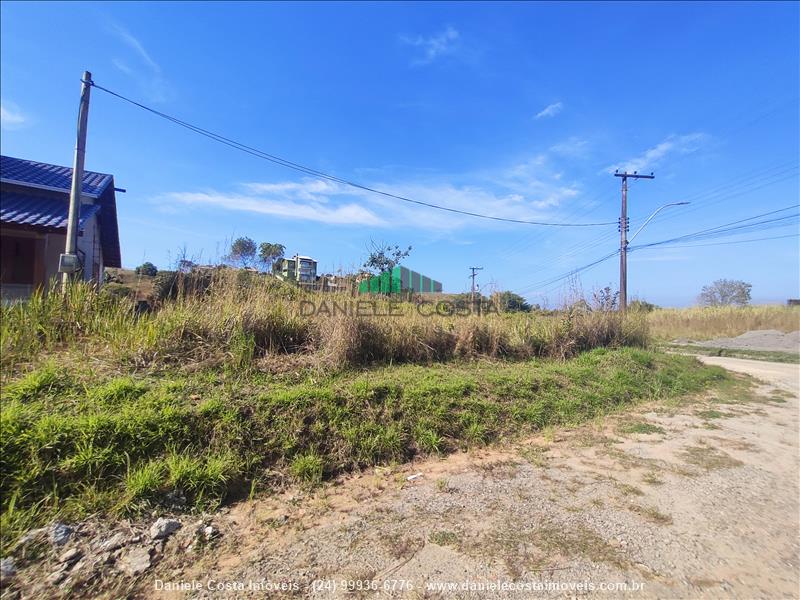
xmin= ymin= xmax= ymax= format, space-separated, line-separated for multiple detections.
xmin=607 ymin=133 xmax=709 ymax=174
xmin=400 ymin=26 xmax=460 ymax=65
xmin=535 ymin=102 xmax=563 ymax=119
xmin=109 ymin=23 xmax=161 ymax=73
xmin=160 ymin=146 xmax=583 ymax=231
xmin=0 ymin=101 xmax=27 ymax=130
xmin=108 ymin=22 xmax=170 ymax=102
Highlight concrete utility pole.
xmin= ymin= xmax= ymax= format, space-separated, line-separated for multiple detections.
xmin=614 ymin=170 xmax=654 ymax=312
xmin=469 ymin=266 xmax=483 ymax=314
xmin=61 ymin=71 xmax=93 ymax=292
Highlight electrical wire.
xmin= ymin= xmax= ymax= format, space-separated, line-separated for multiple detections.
xmin=90 ymin=80 xmax=616 ymax=227
xmin=630 ymin=232 xmax=799 ymax=251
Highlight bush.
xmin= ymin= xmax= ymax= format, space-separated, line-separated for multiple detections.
xmin=135 ymin=262 xmax=158 ymax=277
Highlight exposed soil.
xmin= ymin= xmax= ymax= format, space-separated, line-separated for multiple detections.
xmin=3 ymin=357 xmax=798 ymax=599
xmin=675 ymin=329 xmax=800 ymax=353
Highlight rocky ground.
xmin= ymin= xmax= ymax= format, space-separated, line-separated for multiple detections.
xmin=1 ymin=356 xmax=798 ymax=599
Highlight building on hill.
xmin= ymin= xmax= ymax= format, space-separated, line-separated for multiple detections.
xmin=0 ymin=155 xmax=122 ymax=300
xmin=358 ymin=266 xmax=442 ymax=295
xmin=275 ymin=254 xmax=317 ymax=283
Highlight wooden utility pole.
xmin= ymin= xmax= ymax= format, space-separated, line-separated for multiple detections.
xmin=469 ymin=266 xmax=483 ymax=315
xmin=614 ymin=170 xmax=654 ymax=312
xmin=60 ymin=71 xmax=93 ymax=292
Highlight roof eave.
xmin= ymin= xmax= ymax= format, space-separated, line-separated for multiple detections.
xmin=0 ymin=178 xmax=104 ymax=199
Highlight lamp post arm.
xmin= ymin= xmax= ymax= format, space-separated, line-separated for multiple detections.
xmin=628 ymin=202 xmax=690 ymax=245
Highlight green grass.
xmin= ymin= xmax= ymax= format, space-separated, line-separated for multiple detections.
xmin=0 ymin=348 xmax=728 ymax=554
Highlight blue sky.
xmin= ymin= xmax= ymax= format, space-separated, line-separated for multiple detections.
xmin=2 ymin=1 xmax=798 ymax=306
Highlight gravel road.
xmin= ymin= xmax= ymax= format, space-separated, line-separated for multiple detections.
xmin=675 ymin=329 xmax=800 ymax=353
xmin=129 ymin=356 xmax=798 ymax=599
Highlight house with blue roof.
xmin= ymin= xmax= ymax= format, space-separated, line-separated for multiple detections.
xmin=0 ymin=155 xmax=121 ymax=300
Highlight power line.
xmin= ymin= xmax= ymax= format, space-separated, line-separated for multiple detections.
xmin=630 ymin=232 xmax=799 ymax=250
xmin=514 ymin=204 xmax=799 ymax=297
xmin=630 ymin=205 xmax=799 ymax=250
xmin=515 ymin=250 xmax=620 ymax=296
xmin=90 ymin=80 xmax=615 ymax=228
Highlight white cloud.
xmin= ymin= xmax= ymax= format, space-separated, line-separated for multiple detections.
xmin=166 ymin=181 xmax=385 ymax=226
xmin=109 ymin=23 xmax=161 ymax=73
xmin=108 ymin=22 xmax=170 ymax=102
xmin=400 ymin=26 xmax=460 ymax=65
xmin=549 ymin=137 xmax=589 ymax=158
xmin=0 ymin=101 xmax=27 ymax=130
xmin=607 ymin=133 xmax=709 ymax=174
xmin=160 ymin=143 xmax=588 ymax=231
xmin=535 ymin=102 xmax=563 ymax=119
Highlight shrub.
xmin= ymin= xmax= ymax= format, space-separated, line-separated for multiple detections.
xmin=135 ymin=262 xmax=158 ymax=277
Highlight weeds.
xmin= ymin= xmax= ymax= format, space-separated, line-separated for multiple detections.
xmin=618 ymin=421 xmax=666 ymax=435
xmin=647 ymin=305 xmax=799 ymax=340
xmin=1 ymin=278 xmax=649 ymax=374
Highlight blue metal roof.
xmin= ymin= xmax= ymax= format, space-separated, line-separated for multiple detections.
xmin=0 ymin=155 xmax=113 ymax=198
xmin=0 ymin=192 xmax=100 ymax=232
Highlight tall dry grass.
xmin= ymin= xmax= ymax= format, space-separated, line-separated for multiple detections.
xmin=647 ymin=305 xmax=800 ymax=340
xmin=1 ymin=271 xmax=649 ymax=372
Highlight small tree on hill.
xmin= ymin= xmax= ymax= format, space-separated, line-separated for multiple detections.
xmin=227 ymin=237 xmax=257 ymax=269
xmin=494 ymin=291 xmax=532 ymax=312
xmin=363 ymin=241 xmax=412 ymax=274
xmin=258 ymin=242 xmax=286 ymax=272
xmin=135 ymin=262 xmax=158 ymax=277
xmin=698 ymin=279 xmax=752 ymax=306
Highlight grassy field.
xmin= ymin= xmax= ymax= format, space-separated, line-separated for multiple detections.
xmin=0 ymin=347 xmax=728 ymax=553
xmin=647 ymin=305 xmax=800 ymax=340
xmin=0 ymin=274 xmax=747 ymax=553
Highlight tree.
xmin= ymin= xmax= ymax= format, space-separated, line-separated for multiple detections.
xmin=227 ymin=237 xmax=257 ymax=268
xmin=258 ymin=242 xmax=286 ymax=272
xmin=177 ymin=259 xmax=196 ymax=273
xmin=362 ymin=241 xmax=412 ymax=274
xmin=698 ymin=279 xmax=752 ymax=306
xmin=494 ymin=291 xmax=532 ymax=312
xmin=134 ymin=262 xmax=158 ymax=277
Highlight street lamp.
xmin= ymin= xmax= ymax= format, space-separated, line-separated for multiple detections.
xmin=621 ymin=201 xmax=690 ymax=311
xmin=628 ymin=202 xmax=690 ymax=245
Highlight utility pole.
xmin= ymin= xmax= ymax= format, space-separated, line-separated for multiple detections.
xmin=469 ymin=266 xmax=483 ymax=315
xmin=614 ymin=170 xmax=654 ymax=312
xmin=60 ymin=71 xmax=93 ymax=292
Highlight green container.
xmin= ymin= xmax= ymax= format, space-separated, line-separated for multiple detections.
xmin=358 ymin=267 xmax=442 ymax=295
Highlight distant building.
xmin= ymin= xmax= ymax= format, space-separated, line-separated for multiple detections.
xmin=358 ymin=266 xmax=442 ymax=295
xmin=276 ymin=254 xmax=317 ymax=283
xmin=0 ymin=155 xmax=122 ymax=300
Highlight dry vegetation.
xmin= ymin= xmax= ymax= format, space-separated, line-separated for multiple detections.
xmin=1 ymin=271 xmax=649 ymax=373
xmin=647 ymin=305 xmax=800 ymax=340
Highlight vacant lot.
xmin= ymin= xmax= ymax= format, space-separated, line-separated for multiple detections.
xmin=2 ymin=278 xmax=798 ymax=598
xmin=647 ymin=305 xmax=800 ymax=340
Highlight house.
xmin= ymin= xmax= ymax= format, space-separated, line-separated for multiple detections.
xmin=275 ymin=254 xmax=317 ymax=284
xmin=0 ymin=155 xmax=121 ymax=300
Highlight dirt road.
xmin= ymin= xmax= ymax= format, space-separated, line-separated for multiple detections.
xmin=147 ymin=357 xmax=799 ymax=599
